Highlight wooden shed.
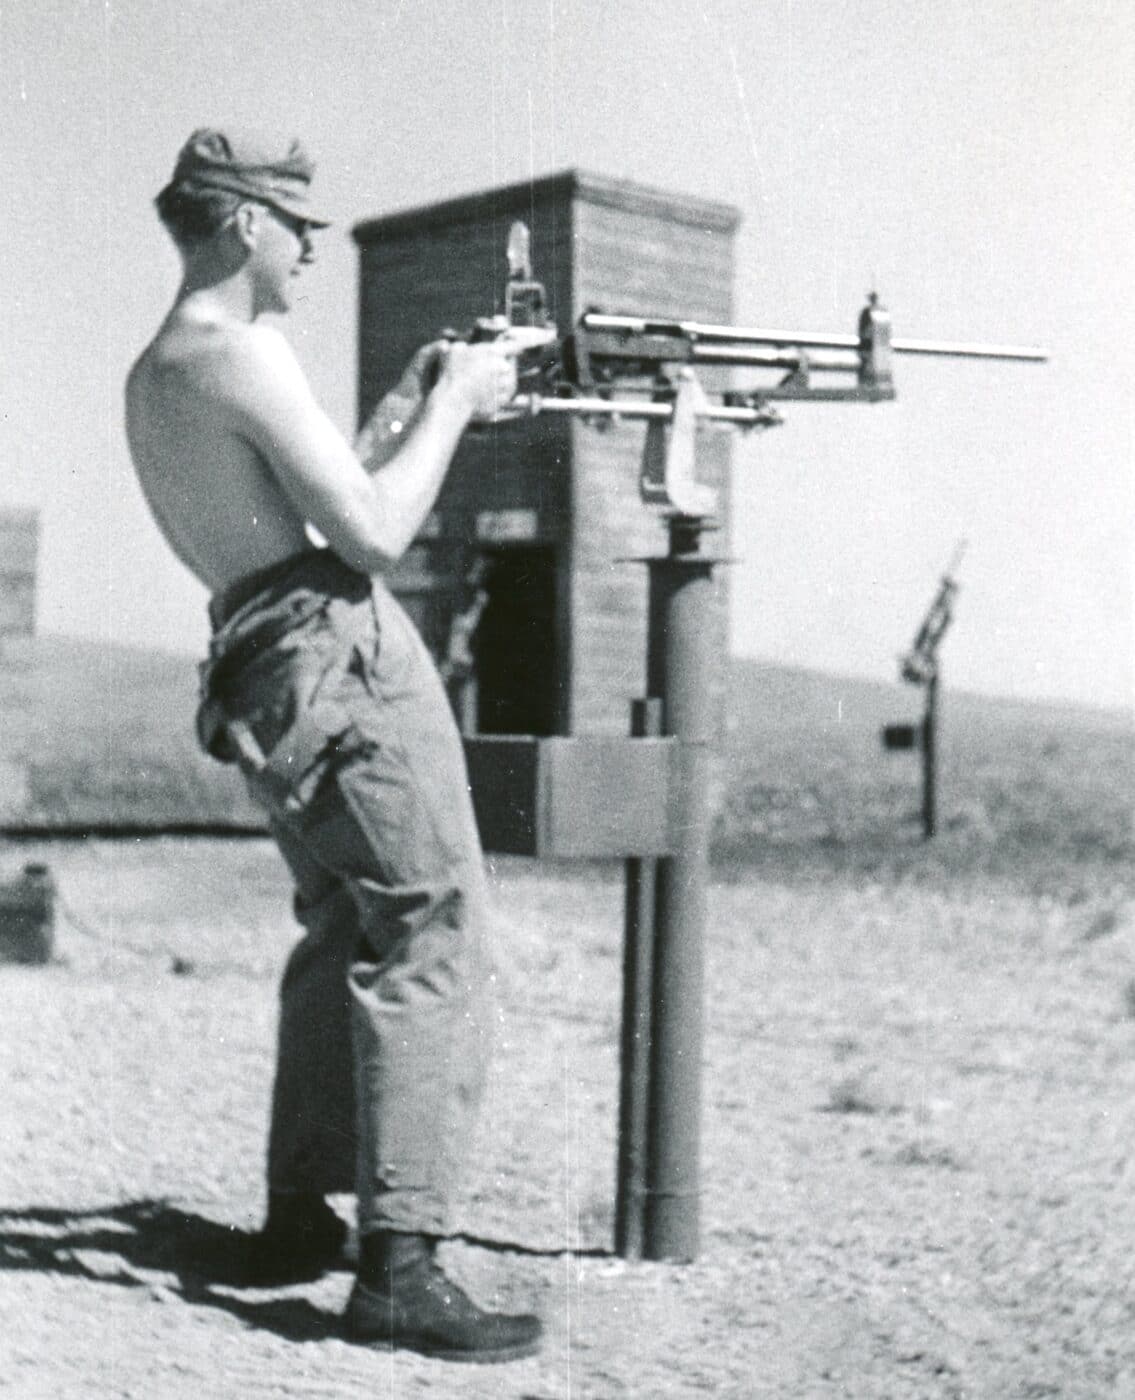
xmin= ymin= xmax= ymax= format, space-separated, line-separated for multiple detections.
xmin=353 ymin=171 xmax=739 ymax=739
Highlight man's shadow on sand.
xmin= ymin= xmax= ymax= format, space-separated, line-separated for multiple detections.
xmin=0 ymin=1200 xmax=338 ymax=1340
xmin=0 ymin=1200 xmax=606 ymax=1344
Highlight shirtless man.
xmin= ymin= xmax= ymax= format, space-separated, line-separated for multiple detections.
xmin=126 ymin=128 xmax=541 ymax=1363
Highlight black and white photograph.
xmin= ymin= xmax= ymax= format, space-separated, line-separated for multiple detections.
xmin=1 ymin=2 xmax=1131 ymax=1395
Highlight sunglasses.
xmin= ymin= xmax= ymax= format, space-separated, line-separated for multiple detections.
xmin=261 ymin=203 xmax=316 ymax=241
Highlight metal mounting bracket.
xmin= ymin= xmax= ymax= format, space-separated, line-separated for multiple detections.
xmin=639 ymin=369 xmax=718 ymax=518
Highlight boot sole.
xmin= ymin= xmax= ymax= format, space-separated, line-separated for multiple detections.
xmin=348 ymin=1332 xmax=542 ymax=1364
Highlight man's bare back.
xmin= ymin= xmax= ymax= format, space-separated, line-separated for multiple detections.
xmin=126 ymin=312 xmax=315 ymax=592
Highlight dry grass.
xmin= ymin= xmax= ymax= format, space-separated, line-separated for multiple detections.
xmin=716 ymin=660 xmax=1132 ymax=898
xmin=0 ymin=635 xmax=258 ymax=829
xmin=2 ymin=638 xmax=1129 ymax=901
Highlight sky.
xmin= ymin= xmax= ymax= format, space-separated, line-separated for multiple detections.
xmin=2 ymin=0 xmax=1132 ymax=710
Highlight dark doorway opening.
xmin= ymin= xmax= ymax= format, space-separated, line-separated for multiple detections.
xmin=470 ymin=547 xmax=559 ymax=737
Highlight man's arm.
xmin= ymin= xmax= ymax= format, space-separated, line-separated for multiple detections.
xmin=354 ymin=342 xmax=441 ymax=474
xmin=225 ymin=326 xmax=515 ymax=572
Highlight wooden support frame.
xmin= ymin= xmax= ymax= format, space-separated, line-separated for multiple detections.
xmin=463 ymin=735 xmax=678 ymax=859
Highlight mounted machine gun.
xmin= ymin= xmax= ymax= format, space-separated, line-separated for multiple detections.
xmin=406 ymin=221 xmax=1047 ymax=519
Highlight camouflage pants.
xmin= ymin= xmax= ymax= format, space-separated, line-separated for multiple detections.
xmin=198 ymin=551 xmax=491 ymax=1237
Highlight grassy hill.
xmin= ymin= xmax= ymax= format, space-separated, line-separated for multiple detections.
xmin=0 ymin=634 xmax=261 ymax=830
xmin=1 ymin=634 xmax=1129 ymax=891
xmin=717 ymin=661 xmax=1132 ymax=891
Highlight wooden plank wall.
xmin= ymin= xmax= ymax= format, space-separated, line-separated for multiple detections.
xmin=568 ymin=192 xmax=737 ymax=739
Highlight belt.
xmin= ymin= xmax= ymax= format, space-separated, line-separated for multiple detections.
xmin=209 ymin=549 xmax=329 ymax=632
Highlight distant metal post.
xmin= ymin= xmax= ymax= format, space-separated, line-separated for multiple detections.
xmin=638 ymin=514 xmax=719 ymax=1262
xmin=921 ymin=670 xmax=938 ymax=839
xmin=896 ymin=542 xmax=964 ymax=842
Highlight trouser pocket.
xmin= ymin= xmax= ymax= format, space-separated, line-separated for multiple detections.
xmin=241 ymin=696 xmax=355 ymax=814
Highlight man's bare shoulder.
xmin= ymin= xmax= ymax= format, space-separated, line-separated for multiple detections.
xmin=130 ymin=316 xmax=302 ymax=406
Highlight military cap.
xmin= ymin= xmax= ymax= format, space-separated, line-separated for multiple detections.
xmin=166 ymin=127 xmax=330 ymax=227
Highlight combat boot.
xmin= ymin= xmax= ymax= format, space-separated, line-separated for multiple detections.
xmin=345 ymin=1231 xmax=542 ymax=1363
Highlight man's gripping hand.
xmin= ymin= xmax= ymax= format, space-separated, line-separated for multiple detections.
xmin=435 ymin=337 xmax=520 ymax=423
xmin=356 ymin=337 xmax=519 ymax=472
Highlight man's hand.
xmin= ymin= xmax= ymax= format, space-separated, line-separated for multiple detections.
xmin=356 ymin=336 xmax=520 ymax=473
xmin=435 ymin=339 xmax=520 ymax=422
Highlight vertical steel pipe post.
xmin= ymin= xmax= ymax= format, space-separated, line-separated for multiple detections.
xmin=616 ymin=696 xmax=663 ymax=1259
xmin=641 ymin=515 xmax=719 ymax=1261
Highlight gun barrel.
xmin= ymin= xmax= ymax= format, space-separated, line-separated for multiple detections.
xmin=578 ymin=312 xmax=1048 ymax=364
xmin=890 ymin=336 xmax=1048 ymax=362
xmin=691 ymin=344 xmax=858 ymax=372
xmin=580 ymin=312 xmax=861 ymax=352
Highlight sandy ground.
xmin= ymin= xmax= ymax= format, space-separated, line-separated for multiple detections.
xmin=1 ymin=837 xmax=1133 ymax=1398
